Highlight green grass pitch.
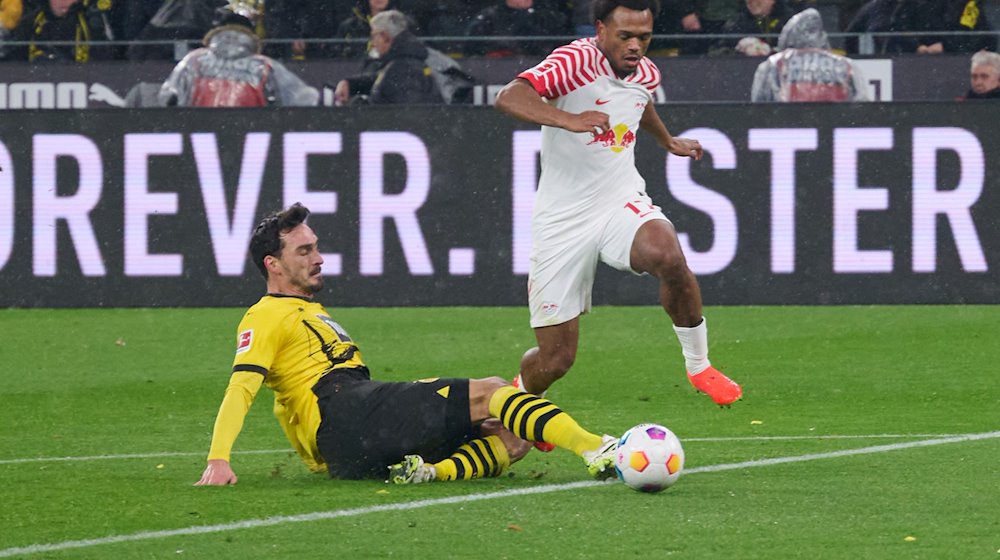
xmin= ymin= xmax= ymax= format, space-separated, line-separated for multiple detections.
xmin=1 ymin=305 xmax=998 ymax=558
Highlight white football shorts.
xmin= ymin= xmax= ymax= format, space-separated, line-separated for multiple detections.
xmin=527 ymin=191 xmax=670 ymax=328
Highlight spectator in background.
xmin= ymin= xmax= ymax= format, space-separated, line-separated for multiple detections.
xmin=0 ymin=0 xmax=19 ymax=29
xmin=465 ymin=0 xmax=568 ymax=57
xmin=333 ymin=10 xmax=442 ymax=105
xmin=402 ymin=0 xmax=488 ymax=36
xmin=0 ymin=0 xmax=21 ymax=34
xmin=962 ymin=49 xmax=1000 ymax=99
xmin=7 ymin=0 xmax=114 ymax=62
xmin=888 ymin=0 xmax=996 ymax=54
xmin=837 ymin=0 xmax=866 ymax=37
xmin=159 ymin=10 xmax=318 ymax=107
xmin=847 ymin=0 xmax=996 ymax=55
xmin=676 ymin=0 xmax=743 ymax=54
xmin=711 ymin=0 xmax=793 ymax=56
xmin=334 ymin=0 xmax=419 ymax=58
xmin=128 ymin=0 xmax=225 ymax=61
xmin=645 ymin=0 xmax=694 ymax=54
xmin=751 ymin=8 xmax=870 ymax=102
xmin=109 ymin=0 xmax=161 ymax=59
xmin=263 ymin=0 xmax=337 ymax=60
xmin=405 ymin=0 xmax=492 ymax=54
xmin=842 ymin=0 xmax=897 ymax=54
xmin=0 ymin=0 xmax=23 ymax=59
xmin=571 ymin=0 xmax=596 ymax=36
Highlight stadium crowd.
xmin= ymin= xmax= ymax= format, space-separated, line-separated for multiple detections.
xmin=0 ymin=0 xmax=997 ymax=63
xmin=1 ymin=0 xmax=998 ymax=106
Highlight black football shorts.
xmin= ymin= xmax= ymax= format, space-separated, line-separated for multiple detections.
xmin=313 ymin=374 xmax=474 ymax=479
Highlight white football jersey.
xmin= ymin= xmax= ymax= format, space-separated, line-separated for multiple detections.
xmin=519 ymin=37 xmax=661 ymax=221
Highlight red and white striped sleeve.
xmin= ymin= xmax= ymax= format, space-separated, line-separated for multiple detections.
xmin=629 ymin=57 xmax=662 ymax=94
xmin=517 ymin=40 xmax=599 ymax=99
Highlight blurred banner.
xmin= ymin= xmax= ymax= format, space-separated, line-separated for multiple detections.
xmin=0 ymin=103 xmax=997 ymax=307
xmin=0 ymin=54 xmax=974 ymax=108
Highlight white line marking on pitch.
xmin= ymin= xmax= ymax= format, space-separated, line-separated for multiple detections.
xmin=683 ymin=433 xmax=961 ymax=442
xmin=0 ymin=434 xmax=964 ymax=465
xmin=0 ymin=449 xmax=289 ymax=465
xmin=1 ymin=430 xmax=997 ymax=559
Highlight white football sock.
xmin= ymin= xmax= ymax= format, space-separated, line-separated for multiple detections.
xmin=673 ymin=317 xmax=711 ymax=375
xmin=514 ymin=374 xmax=527 ymax=391
xmin=514 ymin=373 xmax=546 ymax=397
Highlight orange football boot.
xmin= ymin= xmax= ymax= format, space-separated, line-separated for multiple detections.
xmin=688 ymin=366 xmax=742 ymax=406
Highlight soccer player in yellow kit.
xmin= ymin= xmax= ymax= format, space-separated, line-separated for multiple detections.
xmin=195 ymin=203 xmax=619 ymax=485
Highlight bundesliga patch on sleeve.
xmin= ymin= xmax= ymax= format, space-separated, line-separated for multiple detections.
xmin=236 ymin=329 xmax=253 ymax=354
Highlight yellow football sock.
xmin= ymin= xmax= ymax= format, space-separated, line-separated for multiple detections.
xmin=431 ymin=435 xmax=510 ymax=481
xmin=488 ymin=385 xmax=603 ymax=456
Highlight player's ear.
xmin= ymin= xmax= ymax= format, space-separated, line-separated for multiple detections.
xmin=264 ymin=254 xmax=281 ymax=275
xmin=595 ymin=19 xmax=606 ymax=40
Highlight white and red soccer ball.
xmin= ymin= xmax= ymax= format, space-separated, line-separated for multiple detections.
xmin=614 ymin=423 xmax=685 ymax=493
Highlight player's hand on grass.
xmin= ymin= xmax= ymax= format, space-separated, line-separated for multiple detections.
xmin=668 ymin=137 xmax=703 ymax=160
xmin=195 ymin=459 xmax=238 ymax=486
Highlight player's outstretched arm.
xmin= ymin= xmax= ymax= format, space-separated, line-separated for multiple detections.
xmin=495 ymin=78 xmax=611 ymax=134
xmin=195 ymin=371 xmax=262 ymax=486
xmin=639 ymin=103 xmax=703 ymax=160
xmin=195 ymin=459 xmax=238 ymax=486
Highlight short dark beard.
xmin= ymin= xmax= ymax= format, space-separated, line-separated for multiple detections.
xmin=309 ymin=278 xmax=325 ymax=293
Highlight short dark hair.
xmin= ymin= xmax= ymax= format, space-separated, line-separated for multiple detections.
xmin=592 ymin=0 xmax=660 ymax=23
xmin=249 ymin=203 xmax=310 ymax=279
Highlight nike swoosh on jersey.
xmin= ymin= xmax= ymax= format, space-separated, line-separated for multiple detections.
xmin=595 ymin=98 xmax=611 ymax=105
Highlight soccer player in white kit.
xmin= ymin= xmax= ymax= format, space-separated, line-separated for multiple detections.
xmin=495 ymin=0 xmax=742 ymax=431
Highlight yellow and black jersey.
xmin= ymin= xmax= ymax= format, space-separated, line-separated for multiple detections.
xmin=233 ymin=293 xmax=366 ymax=391
xmin=207 ymin=294 xmax=366 ymax=473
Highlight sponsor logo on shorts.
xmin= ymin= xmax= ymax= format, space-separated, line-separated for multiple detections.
xmin=236 ymin=329 xmax=253 ymax=354
xmin=541 ymin=302 xmax=559 ymax=316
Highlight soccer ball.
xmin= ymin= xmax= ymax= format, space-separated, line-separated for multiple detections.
xmin=614 ymin=423 xmax=684 ymax=493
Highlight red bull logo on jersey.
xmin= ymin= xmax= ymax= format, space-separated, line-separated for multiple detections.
xmin=587 ymin=123 xmax=636 ymax=153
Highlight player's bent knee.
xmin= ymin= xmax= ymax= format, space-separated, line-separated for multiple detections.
xmin=543 ymin=351 xmax=575 ymax=376
xmin=520 ymin=346 xmax=539 ymax=365
xmin=650 ymin=251 xmax=691 ymax=282
xmin=482 ymin=376 xmax=509 ymax=389
xmin=647 ymin=243 xmax=683 ymax=267
xmin=469 ymin=376 xmax=509 ymax=404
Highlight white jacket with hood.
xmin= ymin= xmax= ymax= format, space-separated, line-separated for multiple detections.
xmin=160 ymin=22 xmax=318 ymax=107
xmin=751 ymin=9 xmax=870 ymax=103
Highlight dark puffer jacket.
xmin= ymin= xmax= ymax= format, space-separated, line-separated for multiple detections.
xmin=344 ymin=30 xmax=442 ymax=105
xmin=333 ymin=1 xmax=420 ymax=59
